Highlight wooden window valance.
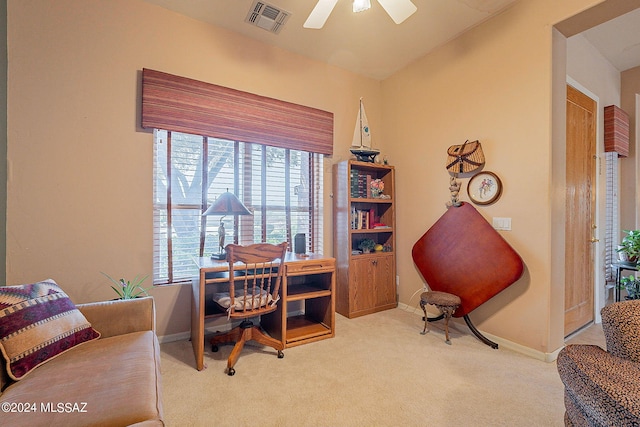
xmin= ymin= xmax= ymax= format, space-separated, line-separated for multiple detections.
xmin=604 ymin=105 xmax=629 ymax=157
xmin=141 ymin=68 xmax=334 ymax=155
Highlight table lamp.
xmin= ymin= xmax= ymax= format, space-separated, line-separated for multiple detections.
xmin=202 ymin=190 xmax=252 ymax=259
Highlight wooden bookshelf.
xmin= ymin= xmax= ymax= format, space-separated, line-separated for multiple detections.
xmin=333 ymin=160 xmax=397 ymax=318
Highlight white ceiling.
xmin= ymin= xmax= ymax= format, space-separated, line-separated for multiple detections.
xmin=581 ymin=7 xmax=640 ymax=72
xmin=142 ymin=0 xmax=519 ymax=80
xmin=142 ymin=0 xmax=640 ymax=79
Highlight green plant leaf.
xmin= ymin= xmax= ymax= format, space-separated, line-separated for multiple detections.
xmin=103 ymin=272 xmax=150 ymax=300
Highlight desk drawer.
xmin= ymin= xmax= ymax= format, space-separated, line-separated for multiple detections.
xmin=286 ymin=258 xmax=335 ymax=275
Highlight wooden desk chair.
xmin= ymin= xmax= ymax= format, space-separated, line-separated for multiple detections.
xmin=210 ymin=242 xmax=288 ymax=376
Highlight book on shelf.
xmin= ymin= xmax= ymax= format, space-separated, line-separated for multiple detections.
xmin=350 ymin=169 xmax=377 ymax=198
xmin=350 ymin=208 xmax=381 ymax=230
xmin=350 ymin=170 xmax=359 ymax=198
xmin=360 ymin=209 xmax=369 ymax=229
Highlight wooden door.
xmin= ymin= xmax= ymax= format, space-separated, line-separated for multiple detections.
xmin=564 ymin=85 xmax=597 ymax=336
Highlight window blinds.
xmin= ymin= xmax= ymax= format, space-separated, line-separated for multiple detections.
xmin=153 ymin=130 xmax=323 ymax=285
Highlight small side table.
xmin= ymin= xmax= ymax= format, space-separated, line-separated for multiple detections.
xmin=611 ymin=262 xmax=638 ymax=302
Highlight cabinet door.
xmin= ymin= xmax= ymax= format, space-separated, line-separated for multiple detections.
xmin=349 ymin=255 xmax=395 ymax=314
xmin=373 ymin=254 xmax=396 ymax=307
xmin=349 ymin=257 xmax=377 ymax=313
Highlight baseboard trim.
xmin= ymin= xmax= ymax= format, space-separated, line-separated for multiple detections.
xmin=158 ymin=331 xmax=190 ymax=344
xmin=158 ymin=322 xmax=236 ymax=344
xmin=398 ymin=303 xmax=560 ymax=362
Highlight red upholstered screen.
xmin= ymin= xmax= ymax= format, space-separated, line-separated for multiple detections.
xmin=141 ymin=68 xmax=334 ymax=155
xmin=412 ymin=202 xmax=524 ymax=317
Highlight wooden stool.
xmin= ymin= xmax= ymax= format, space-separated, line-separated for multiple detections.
xmin=420 ymin=291 xmax=461 ymax=345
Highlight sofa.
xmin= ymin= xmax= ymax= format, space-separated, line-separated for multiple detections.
xmin=0 ymin=289 xmax=164 ymax=427
xmin=557 ymin=299 xmax=640 ymax=426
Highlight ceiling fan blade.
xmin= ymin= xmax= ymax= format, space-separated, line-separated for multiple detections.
xmin=303 ymin=0 xmax=339 ymax=29
xmin=376 ymin=0 xmax=417 ymax=24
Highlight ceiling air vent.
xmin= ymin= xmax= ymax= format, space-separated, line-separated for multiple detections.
xmin=245 ymin=1 xmax=291 ymax=34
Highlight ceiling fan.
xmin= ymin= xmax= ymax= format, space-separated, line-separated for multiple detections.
xmin=303 ymin=0 xmax=417 ymax=29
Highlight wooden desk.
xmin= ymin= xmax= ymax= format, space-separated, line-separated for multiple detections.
xmin=191 ymin=252 xmax=335 ymax=371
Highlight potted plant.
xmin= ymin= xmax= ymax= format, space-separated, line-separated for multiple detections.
xmin=619 ymin=274 xmax=640 ymax=300
xmin=102 ymin=273 xmax=150 ymax=299
xmin=617 ymin=230 xmax=640 ymax=263
xmin=358 ymin=238 xmax=376 ymax=254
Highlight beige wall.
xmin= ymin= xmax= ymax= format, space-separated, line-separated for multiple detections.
xmin=7 ymin=0 xmax=627 ymax=355
xmin=621 ymin=66 xmax=640 ymax=229
xmin=6 ymin=0 xmax=380 ymax=337
xmin=381 ymin=0 xmax=605 ymax=355
xmin=0 ymin=0 xmax=6 ymax=284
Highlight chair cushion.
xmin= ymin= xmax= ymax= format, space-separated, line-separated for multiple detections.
xmin=601 ymin=299 xmax=640 ymax=363
xmin=420 ymin=291 xmax=461 ymax=307
xmin=0 ymin=280 xmax=100 ymax=380
xmin=214 ymin=287 xmax=275 ymax=311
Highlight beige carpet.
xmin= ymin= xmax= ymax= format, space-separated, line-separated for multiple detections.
xmin=160 ymin=307 xmax=567 ymax=426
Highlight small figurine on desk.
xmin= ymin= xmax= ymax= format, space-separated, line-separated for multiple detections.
xmin=218 ymin=220 xmax=225 ymax=251
xmin=210 ymin=219 xmax=227 ymax=260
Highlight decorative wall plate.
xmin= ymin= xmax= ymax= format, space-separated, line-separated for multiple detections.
xmin=467 ymin=171 xmax=502 ymax=205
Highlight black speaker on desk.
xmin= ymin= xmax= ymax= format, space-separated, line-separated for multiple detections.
xmin=294 ymin=233 xmax=306 ymax=254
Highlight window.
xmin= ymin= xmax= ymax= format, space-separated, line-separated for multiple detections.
xmin=153 ymin=130 xmax=324 ymax=285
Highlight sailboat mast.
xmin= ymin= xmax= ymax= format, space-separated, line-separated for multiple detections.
xmin=359 ymin=98 xmax=363 ymax=148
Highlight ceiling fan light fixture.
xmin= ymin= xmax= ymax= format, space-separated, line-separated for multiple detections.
xmin=352 ymin=0 xmax=371 ymax=13
xmin=305 ymin=0 xmax=415 ymax=29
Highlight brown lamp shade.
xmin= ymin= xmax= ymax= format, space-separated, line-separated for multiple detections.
xmin=203 ymin=192 xmax=252 ymax=217
xmin=604 ymin=105 xmax=629 ymax=157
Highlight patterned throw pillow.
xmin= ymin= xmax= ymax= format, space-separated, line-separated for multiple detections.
xmin=0 ymin=279 xmax=100 ymax=380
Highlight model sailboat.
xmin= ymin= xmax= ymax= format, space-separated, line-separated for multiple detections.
xmin=350 ymin=98 xmax=380 ymax=162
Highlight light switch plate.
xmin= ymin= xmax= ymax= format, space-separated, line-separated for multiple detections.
xmin=492 ymin=217 xmax=512 ymax=231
